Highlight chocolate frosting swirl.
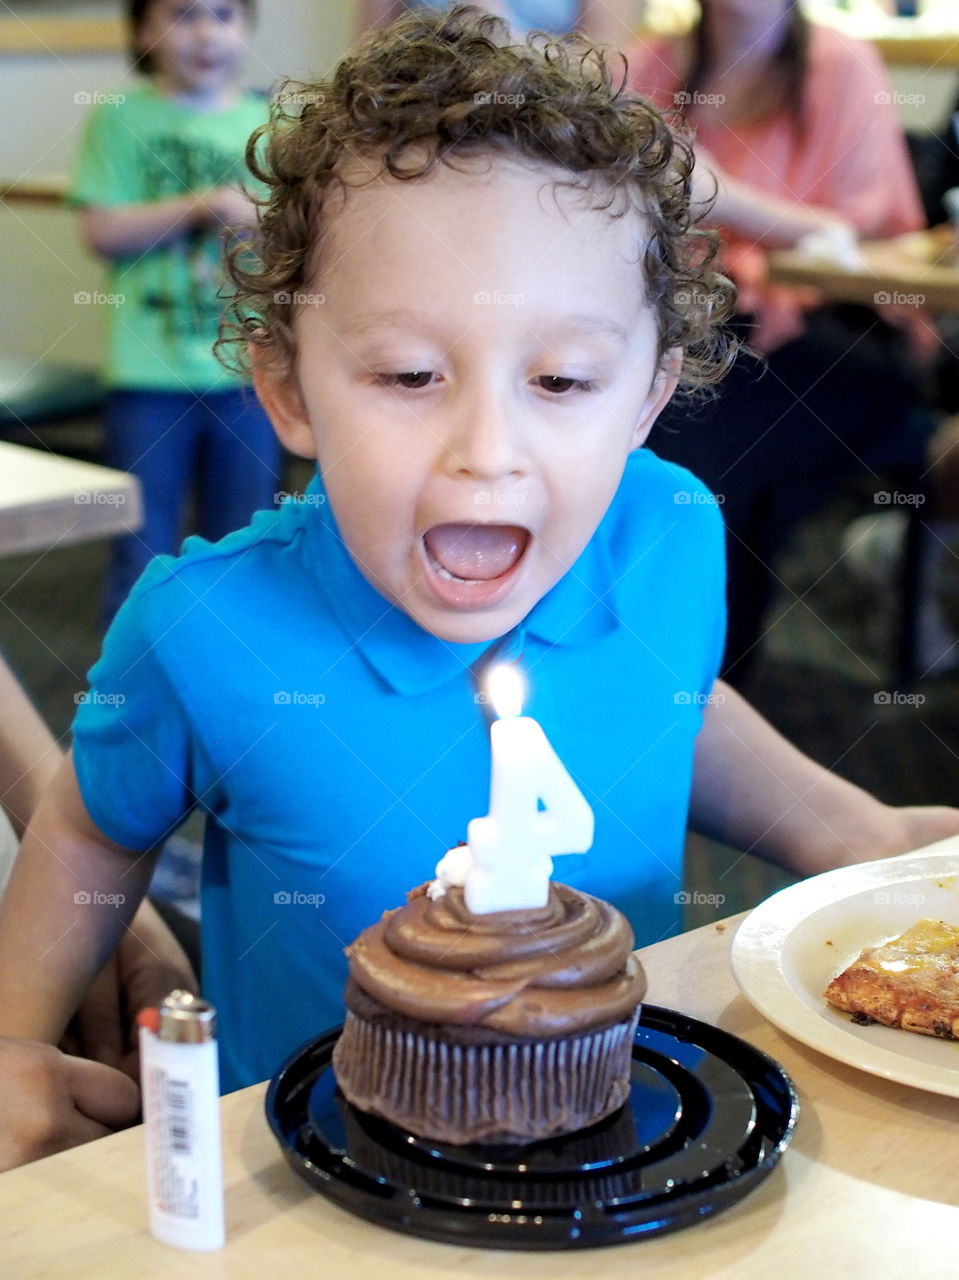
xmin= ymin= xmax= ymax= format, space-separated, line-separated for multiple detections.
xmin=345 ymin=882 xmax=646 ymax=1036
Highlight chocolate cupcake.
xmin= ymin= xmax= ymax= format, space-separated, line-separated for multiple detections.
xmin=332 ymin=881 xmax=646 ymax=1145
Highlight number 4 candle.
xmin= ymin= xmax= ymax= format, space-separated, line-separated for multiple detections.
xmin=433 ymin=665 xmax=594 ymax=914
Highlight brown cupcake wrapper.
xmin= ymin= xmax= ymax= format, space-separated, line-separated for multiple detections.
xmin=332 ymin=1007 xmax=640 ymax=1146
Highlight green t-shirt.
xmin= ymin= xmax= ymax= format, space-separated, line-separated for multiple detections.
xmin=69 ymin=83 xmax=268 ymax=391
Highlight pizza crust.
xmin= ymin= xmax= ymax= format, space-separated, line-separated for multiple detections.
xmin=822 ymin=918 xmax=959 ymax=1039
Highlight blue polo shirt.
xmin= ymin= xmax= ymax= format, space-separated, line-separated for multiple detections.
xmin=72 ymin=449 xmax=725 ymax=1091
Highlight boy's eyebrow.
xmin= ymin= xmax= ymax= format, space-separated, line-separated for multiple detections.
xmin=341 ymin=309 xmax=443 ymax=339
xmin=342 ymin=309 xmax=630 ymax=345
xmin=544 ymin=315 xmax=630 ymax=345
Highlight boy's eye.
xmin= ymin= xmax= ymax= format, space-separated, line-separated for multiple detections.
xmin=377 ymin=371 xmax=434 ymax=389
xmin=536 ymin=375 xmax=596 ymax=394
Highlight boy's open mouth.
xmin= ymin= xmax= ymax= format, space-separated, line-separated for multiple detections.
xmin=421 ymin=523 xmax=530 ymax=608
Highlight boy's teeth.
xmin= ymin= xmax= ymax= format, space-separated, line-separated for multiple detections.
xmin=434 ymin=562 xmax=483 ymax=585
xmin=423 ymin=523 xmax=529 ymax=582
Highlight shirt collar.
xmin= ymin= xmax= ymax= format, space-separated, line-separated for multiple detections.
xmin=299 ymin=471 xmax=619 ymax=696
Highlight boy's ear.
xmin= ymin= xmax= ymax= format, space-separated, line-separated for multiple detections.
xmin=248 ymin=340 xmax=317 ymax=460
xmin=629 ymin=346 xmax=682 ymax=451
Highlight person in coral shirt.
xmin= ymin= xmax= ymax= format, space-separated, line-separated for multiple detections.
xmin=627 ymin=0 xmax=928 ymax=680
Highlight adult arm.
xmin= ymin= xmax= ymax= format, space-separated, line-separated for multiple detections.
xmin=689 ymin=681 xmax=959 ymax=876
xmin=0 ymin=659 xmax=61 ymax=840
xmin=0 ymin=751 xmax=157 ymax=1044
xmin=0 ymin=655 xmax=196 ymax=1064
xmin=690 ymin=157 xmax=855 ymax=250
xmin=0 ymin=655 xmax=196 ymax=1164
xmin=0 ymin=751 xmax=164 ymax=1168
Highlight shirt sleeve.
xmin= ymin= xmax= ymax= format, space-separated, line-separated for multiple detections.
xmin=68 ymin=99 xmax=144 ymax=208
xmin=71 ymin=565 xmax=198 ymax=850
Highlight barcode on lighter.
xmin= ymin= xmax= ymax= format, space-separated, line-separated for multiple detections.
xmin=165 ymin=1077 xmax=193 ymax=1157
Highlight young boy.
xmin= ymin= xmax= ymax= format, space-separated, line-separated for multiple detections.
xmin=1 ymin=6 xmax=956 ymax=1162
xmin=70 ymin=0 xmax=282 ymax=621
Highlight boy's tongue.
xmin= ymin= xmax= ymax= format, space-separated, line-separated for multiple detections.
xmin=424 ymin=523 xmax=528 ymax=582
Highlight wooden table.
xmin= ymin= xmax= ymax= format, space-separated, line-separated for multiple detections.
xmin=2 ymin=912 xmax=958 ymax=1278
xmin=0 ymin=441 xmax=141 ymax=556
xmin=872 ymin=30 xmax=959 ymax=68
xmin=768 ymin=225 xmax=959 ymax=314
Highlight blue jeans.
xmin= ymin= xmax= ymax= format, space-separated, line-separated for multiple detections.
xmin=103 ymin=386 xmax=283 ymax=623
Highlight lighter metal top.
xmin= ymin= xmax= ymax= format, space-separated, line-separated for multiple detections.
xmin=157 ymin=989 xmax=218 ymax=1044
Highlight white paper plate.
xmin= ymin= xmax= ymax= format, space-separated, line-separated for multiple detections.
xmin=731 ymin=837 xmax=959 ymax=1096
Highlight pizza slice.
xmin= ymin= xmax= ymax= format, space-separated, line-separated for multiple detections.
xmin=823 ymin=918 xmax=959 ymax=1039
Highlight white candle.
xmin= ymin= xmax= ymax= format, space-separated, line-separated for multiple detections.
xmin=457 ymin=665 xmax=594 ymax=914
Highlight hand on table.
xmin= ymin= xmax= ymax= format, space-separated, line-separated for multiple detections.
xmin=0 ymin=1038 xmax=139 ymax=1173
xmin=868 ymin=804 xmax=959 ymax=862
xmin=60 ymin=899 xmax=198 ymax=1081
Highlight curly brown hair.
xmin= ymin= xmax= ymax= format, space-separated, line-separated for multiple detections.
xmin=220 ymin=4 xmax=734 ymax=392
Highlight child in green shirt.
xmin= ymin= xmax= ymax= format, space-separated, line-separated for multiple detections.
xmin=70 ymin=0 xmax=282 ymax=621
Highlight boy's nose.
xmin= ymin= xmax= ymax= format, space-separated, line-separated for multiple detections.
xmin=445 ymin=398 xmax=527 ymax=483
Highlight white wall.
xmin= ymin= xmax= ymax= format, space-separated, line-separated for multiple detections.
xmin=0 ymin=0 xmax=354 ymax=370
xmin=888 ymin=64 xmax=955 ymax=130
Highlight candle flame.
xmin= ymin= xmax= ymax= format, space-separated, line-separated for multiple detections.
xmin=487 ymin=664 xmax=524 ymax=719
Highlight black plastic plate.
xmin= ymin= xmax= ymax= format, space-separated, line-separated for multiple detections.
xmin=265 ymin=1005 xmax=798 ymax=1250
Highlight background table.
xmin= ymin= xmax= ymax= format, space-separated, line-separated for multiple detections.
xmin=0 ymin=440 xmax=141 ymax=556
xmin=768 ymin=226 xmax=959 ymax=314
xmin=2 ymin=912 xmax=958 ymax=1278
xmin=873 ymin=31 xmax=959 ymax=67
